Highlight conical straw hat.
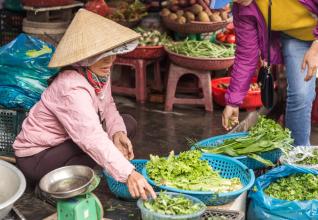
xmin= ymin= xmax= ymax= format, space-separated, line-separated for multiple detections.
xmin=48 ymin=9 xmax=140 ymax=68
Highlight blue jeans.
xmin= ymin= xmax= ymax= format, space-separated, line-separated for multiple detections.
xmin=281 ymin=35 xmax=316 ymax=146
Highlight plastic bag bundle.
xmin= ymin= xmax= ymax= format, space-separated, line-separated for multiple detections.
xmin=280 ymin=146 xmax=318 ymax=169
xmin=0 ymin=34 xmax=59 ymax=109
xmin=248 ymin=165 xmax=318 ymax=220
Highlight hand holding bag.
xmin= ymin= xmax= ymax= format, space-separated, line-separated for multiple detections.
xmin=257 ymin=0 xmax=274 ymax=109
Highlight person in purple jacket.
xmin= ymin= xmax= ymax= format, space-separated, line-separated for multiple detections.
xmin=219 ymin=0 xmax=318 ymax=146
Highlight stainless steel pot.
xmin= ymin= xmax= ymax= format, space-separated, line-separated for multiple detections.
xmin=0 ymin=160 xmax=26 ymax=219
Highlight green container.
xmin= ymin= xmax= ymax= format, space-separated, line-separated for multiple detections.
xmin=0 ymin=109 xmax=27 ymax=156
xmin=57 ymin=194 xmax=103 ymax=220
xmin=4 ymin=0 xmax=23 ymax=12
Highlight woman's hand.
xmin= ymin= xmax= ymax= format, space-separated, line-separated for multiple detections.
xmin=222 ymin=105 xmax=239 ymax=131
xmin=113 ymin=131 xmax=134 ymax=160
xmin=127 ymin=170 xmax=157 ymax=200
xmin=302 ymin=42 xmax=318 ymax=81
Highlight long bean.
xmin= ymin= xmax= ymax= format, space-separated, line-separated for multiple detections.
xmin=168 ymin=40 xmax=235 ymax=58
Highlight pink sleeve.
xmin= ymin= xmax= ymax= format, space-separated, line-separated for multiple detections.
xmin=103 ymin=83 xmax=127 ymax=139
xmin=225 ymin=4 xmax=260 ymax=106
xmin=49 ymin=87 xmax=134 ymax=183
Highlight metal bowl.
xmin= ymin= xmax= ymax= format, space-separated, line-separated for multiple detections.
xmin=39 ymin=165 xmax=94 ymax=199
xmin=0 ymin=160 xmax=26 ymax=219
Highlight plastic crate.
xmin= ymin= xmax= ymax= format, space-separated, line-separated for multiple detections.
xmin=201 ymin=209 xmax=244 ymax=220
xmin=143 ymin=154 xmax=255 ymax=206
xmin=0 ymin=109 xmax=27 ymax=156
xmin=194 ymin=132 xmax=282 ymax=170
xmin=0 ymin=9 xmax=24 ymax=31
xmin=0 ymin=31 xmax=20 ymax=46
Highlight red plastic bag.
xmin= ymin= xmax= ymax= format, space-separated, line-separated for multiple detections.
xmin=85 ymin=0 xmax=110 ymax=17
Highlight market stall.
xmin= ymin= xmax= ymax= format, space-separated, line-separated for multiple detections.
xmin=0 ymin=0 xmax=318 ymax=220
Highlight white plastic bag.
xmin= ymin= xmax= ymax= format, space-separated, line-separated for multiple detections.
xmin=280 ymin=146 xmax=318 ymax=169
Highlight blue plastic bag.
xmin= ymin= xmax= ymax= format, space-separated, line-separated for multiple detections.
xmin=0 ymin=34 xmax=59 ymax=109
xmin=248 ymin=165 xmax=318 ymax=220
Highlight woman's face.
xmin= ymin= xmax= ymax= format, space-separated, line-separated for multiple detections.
xmin=89 ymin=55 xmax=116 ymax=76
xmin=233 ymin=0 xmax=253 ymax=6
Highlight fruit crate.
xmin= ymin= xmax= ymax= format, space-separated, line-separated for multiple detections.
xmin=201 ymin=209 xmax=244 ymax=220
xmin=0 ymin=109 xmax=28 ymax=156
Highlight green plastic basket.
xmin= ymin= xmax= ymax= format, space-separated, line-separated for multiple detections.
xmin=0 ymin=109 xmax=27 ymax=156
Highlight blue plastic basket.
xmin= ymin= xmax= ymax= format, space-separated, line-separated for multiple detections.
xmin=103 ymin=159 xmax=160 ymax=201
xmin=193 ymin=132 xmax=282 ymax=170
xmin=142 ymin=154 xmax=255 ymax=206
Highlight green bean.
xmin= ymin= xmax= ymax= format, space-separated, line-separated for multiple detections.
xmin=168 ymin=40 xmax=235 ymax=59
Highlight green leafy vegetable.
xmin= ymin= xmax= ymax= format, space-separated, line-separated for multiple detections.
xmin=144 ymin=192 xmax=204 ymax=215
xmin=196 ymin=116 xmax=293 ymax=166
xmin=264 ymin=173 xmax=318 ymax=201
xmin=146 ymin=150 xmax=242 ymax=193
xmin=296 ymin=149 xmax=318 ymax=165
xmin=167 ymin=40 xmax=235 ymax=58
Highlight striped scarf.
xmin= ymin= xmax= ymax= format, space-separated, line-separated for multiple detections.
xmin=79 ymin=67 xmax=109 ymax=94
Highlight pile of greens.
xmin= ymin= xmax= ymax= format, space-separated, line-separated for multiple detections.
xmin=146 ymin=150 xmax=242 ymax=193
xmin=135 ymin=27 xmax=171 ymax=46
xmin=196 ymin=116 xmax=293 ymax=166
xmin=264 ymin=173 xmax=318 ymax=201
xmin=144 ymin=192 xmax=204 ymax=215
xmin=167 ymin=40 xmax=235 ymax=58
xmin=295 ymin=149 xmax=318 ymax=165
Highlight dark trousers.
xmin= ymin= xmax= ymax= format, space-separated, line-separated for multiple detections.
xmin=16 ymin=114 xmax=137 ymax=183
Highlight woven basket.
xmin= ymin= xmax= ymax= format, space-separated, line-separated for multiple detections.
xmin=166 ymin=48 xmax=234 ymax=71
xmin=22 ymin=0 xmax=75 ymax=7
xmin=119 ymin=45 xmax=165 ymax=59
xmin=162 ymin=16 xmax=230 ymax=34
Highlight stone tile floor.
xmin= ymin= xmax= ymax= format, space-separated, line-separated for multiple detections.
xmin=12 ymin=96 xmax=318 ymax=220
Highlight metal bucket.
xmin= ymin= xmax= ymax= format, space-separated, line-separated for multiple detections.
xmin=0 ymin=160 xmax=26 ymax=219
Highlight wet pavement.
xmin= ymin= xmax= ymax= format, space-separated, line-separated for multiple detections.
xmin=13 ymin=96 xmax=318 ymax=220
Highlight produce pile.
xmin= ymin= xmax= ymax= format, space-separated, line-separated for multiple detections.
xmin=167 ymin=40 xmax=235 ymax=58
xmin=196 ymin=116 xmax=293 ymax=166
xmin=135 ymin=27 xmax=170 ymax=46
xmin=264 ymin=174 xmax=318 ymax=201
xmin=217 ymin=82 xmax=260 ymax=91
xmin=146 ymin=150 xmax=242 ymax=192
xmin=160 ymin=0 xmax=229 ymax=24
xmin=144 ymin=192 xmax=205 ymax=215
xmin=216 ymin=23 xmax=235 ymax=44
xmin=107 ymin=0 xmax=147 ymax=23
xmin=295 ymin=149 xmax=318 ymax=165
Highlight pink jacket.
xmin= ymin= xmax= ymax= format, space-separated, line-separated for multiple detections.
xmin=13 ymin=70 xmax=135 ymax=183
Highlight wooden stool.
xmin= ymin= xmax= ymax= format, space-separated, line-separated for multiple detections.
xmin=112 ymin=56 xmax=162 ymax=104
xmin=165 ymin=63 xmax=213 ymax=112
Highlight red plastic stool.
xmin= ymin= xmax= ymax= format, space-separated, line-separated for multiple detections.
xmin=312 ymin=88 xmax=318 ymax=123
xmin=112 ymin=56 xmax=162 ymax=104
xmin=165 ymin=63 xmax=213 ymax=112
